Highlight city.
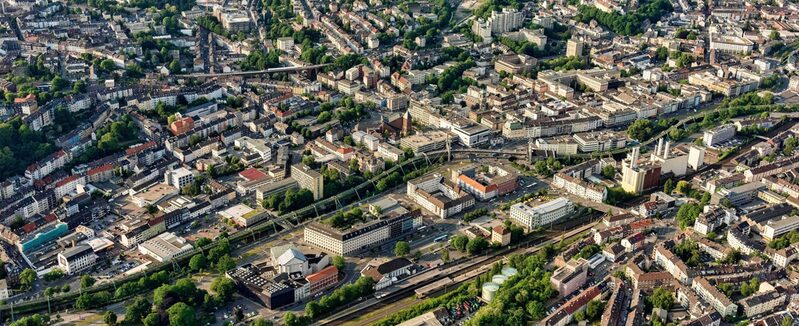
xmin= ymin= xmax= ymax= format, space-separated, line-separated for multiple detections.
xmin=0 ymin=0 xmax=797 ymax=325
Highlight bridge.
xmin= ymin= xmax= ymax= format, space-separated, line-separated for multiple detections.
xmin=177 ymin=63 xmax=331 ymax=78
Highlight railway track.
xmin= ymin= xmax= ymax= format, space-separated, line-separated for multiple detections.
xmin=319 ymin=219 xmax=598 ymax=325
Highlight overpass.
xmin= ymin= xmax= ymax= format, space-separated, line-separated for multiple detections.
xmin=177 ymin=63 xmax=331 ymax=78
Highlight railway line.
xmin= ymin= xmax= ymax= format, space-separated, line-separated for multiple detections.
xmin=318 ymin=219 xmax=598 ymax=325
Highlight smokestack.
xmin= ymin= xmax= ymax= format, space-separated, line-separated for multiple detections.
xmin=664 ymin=141 xmax=671 ymax=159
xmin=657 ymin=138 xmax=663 ymax=157
xmin=71 ymin=239 xmax=76 ymax=247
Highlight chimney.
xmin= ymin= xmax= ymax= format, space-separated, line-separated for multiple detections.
xmin=657 ymin=138 xmax=663 ymax=156
xmin=664 ymin=141 xmax=670 ymax=159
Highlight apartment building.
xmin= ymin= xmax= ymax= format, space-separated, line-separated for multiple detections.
xmin=550 ymin=259 xmax=588 ymax=296
xmin=692 ymin=277 xmax=737 ymax=317
xmin=654 ymin=242 xmax=692 ymax=284
xmin=740 ymin=288 xmax=787 ymax=318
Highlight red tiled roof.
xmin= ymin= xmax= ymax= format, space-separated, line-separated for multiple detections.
xmin=87 ymin=163 xmax=113 ymax=176
xmin=55 ymin=175 xmax=80 ymax=187
xmin=239 ymin=168 xmax=267 ymax=181
xmin=126 ymin=141 xmax=157 ymax=156
xmin=307 ymin=265 xmax=338 ymax=283
xmin=22 ymin=222 xmax=36 ymax=234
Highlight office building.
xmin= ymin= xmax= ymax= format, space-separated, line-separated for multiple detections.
xmin=510 ymin=197 xmax=574 ymax=229
xmin=57 ymin=244 xmax=98 ymax=275
xmin=703 ymin=124 xmax=736 ymax=147
xmin=304 ymin=208 xmax=422 ymax=256
xmin=407 ymin=174 xmax=475 ymax=218
xmin=550 ymin=259 xmax=587 ymax=296
xmin=291 ymin=164 xmax=324 ymax=200
xmin=165 ymin=167 xmax=196 ymax=189
xmin=137 ymin=232 xmax=194 ymax=263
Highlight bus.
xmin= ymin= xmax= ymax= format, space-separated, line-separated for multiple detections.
xmin=434 ymin=235 xmax=448 ymax=242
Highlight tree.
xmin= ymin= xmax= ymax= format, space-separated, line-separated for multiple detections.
xmin=211 ymin=276 xmax=235 ymax=303
xmin=104 ymin=311 xmax=117 ymax=326
xmin=782 ymin=316 xmax=792 ymax=326
xmin=189 ymin=254 xmax=207 ymax=272
xmin=143 ymin=313 xmax=160 ymax=326
xmin=627 ymin=119 xmax=655 ymax=141
xmin=195 ymin=237 xmax=212 ymax=247
xmin=441 ymin=250 xmax=450 ymax=262
xmin=663 ymin=179 xmax=674 ymax=194
xmin=19 ymin=268 xmax=36 ymax=290
xmin=250 ymin=318 xmax=274 ymax=326
xmin=602 ymin=165 xmax=615 ymax=179
xmin=770 ymin=30 xmax=780 ymax=40
xmin=450 ymin=235 xmax=469 ymax=251
xmin=332 ymin=256 xmax=345 ymax=271
xmin=217 ymin=255 xmax=236 ymax=273
xmin=648 ymin=287 xmax=674 ymax=310
xmin=167 ymin=302 xmax=197 ymax=326
xmin=394 ymin=241 xmax=410 ymax=257
xmin=305 ymin=301 xmax=321 ymax=320
xmin=466 ymin=237 xmax=489 ymax=255
xmin=125 ymin=296 xmax=151 ymax=324
xmin=675 ymin=180 xmax=691 ymax=194
xmin=80 ymin=275 xmax=96 ymax=289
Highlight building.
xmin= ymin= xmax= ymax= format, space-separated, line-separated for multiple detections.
xmin=407 ymin=174 xmax=475 ymax=219
xmin=762 ymin=215 xmax=799 ymax=240
xmin=692 ymin=277 xmax=737 ymax=317
xmin=0 ymin=279 xmax=11 ymax=300
xmin=550 ymin=259 xmax=587 ymax=296
xmin=621 ymin=147 xmax=661 ymax=194
xmin=703 ymin=124 xmax=736 ymax=147
xmin=452 ymin=164 xmax=518 ymax=201
xmin=510 ymin=198 xmax=574 ymax=229
xmin=654 ymin=242 xmax=691 ymax=284
xmin=291 ymin=164 xmax=324 ymax=200
xmin=494 ymin=54 xmax=537 ymax=74
xmin=137 ymin=232 xmax=194 ymax=262
xmin=361 ymin=257 xmax=414 ymax=290
xmin=57 ymin=244 xmax=98 ymax=275
xmin=304 ymin=208 xmax=422 ymax=256
xmin=306 ymin=265 xmax=338 ymax=295
xmin=688 ymin=145 xmax=705 ymax=171
xmin=566 ymin=39 xmax=584 ymax=57
xmin=740 ymin=288 xmax=787 ymax=318
xmin=492 ymin=225 xmax=511 ymax=246
xmin=165 ymin=167 xmax=195 ymax=189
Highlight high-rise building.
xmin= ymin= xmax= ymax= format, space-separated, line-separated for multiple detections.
xmin=291 ymin=164 xmax=324 ymax=200
xmin=566 ymin=39 xmax=584 ymax=57
xmin=471 ymin=8 xmax=524 ymax=42
xmin=621 ymin=147 xmax=661 ymax=194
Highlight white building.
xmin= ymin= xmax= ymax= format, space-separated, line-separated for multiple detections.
xmin=165 ymin=167 xmax=196 ymax=189
xmin=510 ymin=198 xmax=574 ymax=229
xmin=57 ymin=244 xmax=98 ymax=275
xmin=137 ymin=232 xmax=194 ymax=262
xmin=703 ymin=124 xmax=736 ymax=147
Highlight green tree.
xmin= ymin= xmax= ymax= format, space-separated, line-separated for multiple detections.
xmin=19 ymin=268 xmax=36 ymax=290
xmin=770 ymin=30 xmax=780 ymax=40
xmin=217 ymin=254 xmax=236 ymax=273
xmin=450 ymin=235 xmax=469 ymax=251
xmin=211 ymin=276 xmax=235 ymax=303
xmin=143 ymin=313 xmax=160 ymax=326
xmin=80 ymin=275 xmax=96 ymax=289
xmin=189 ymin=254 xmax=207 ymax=271
xmin=125 ymin=296 xmax=151 ymax=324
xmin=394 ymin=241 xmax=410 ymax=256
xmin=250 ymin=318 xmax=274 ymax=326
xmin=332 ymin=256 xmax=345 ymax=271
xmin=195 ymin=237 xmax=212 ymax=247
xmin=441 ymin=249 xmax=450 ymax=262
xmin=627 ymin=119 xmax=655 ymax=141
xmin=167 ymin=302 xmax=197 ymax=326
xmin=663 ymin=179 xmax=674 ymax=194
xmin=675 ymin=180 xmax=691 ymax=194
xmin=601 ymin=165 xmax=615 ymax=179
xmin=104 ymin=311 xmax=117 ymax=326
xmin=648 ymin=287 xmax=674 ymax=310
xmin=466 ymin=237 xmax=489 ymax=255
